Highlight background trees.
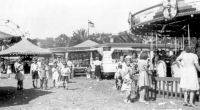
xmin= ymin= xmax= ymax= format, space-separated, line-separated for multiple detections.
xmin=27 ymin=29 xmax=165 ymax=48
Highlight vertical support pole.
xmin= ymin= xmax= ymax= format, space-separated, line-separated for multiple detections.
xmin=183 ymin=34 xmax=185 ymax=50
xmin=169 ymin=39 xmax=173 ymax=56
xmin=188 ymin=24 xmax=190 ymax=45
xmin=150 ymin=34 xmax=154 ymax=61
xmin=175 ymin=37 xmax=177 ymax=55
xmin=177 ymin=39 xmax=179 ymax=53
xmin=90 ymin=51 xmax=93 ymax=65
xmin=65 ymin=52 xmax=68 ymax=59
xmin=165 ymin=36 xmax=167 ymax=52
xmin=156 ymin=33 xmax=158 ymax=50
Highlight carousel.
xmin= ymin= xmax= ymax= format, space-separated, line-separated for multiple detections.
xmin=129 ymin=0 xmax=200 ymax=78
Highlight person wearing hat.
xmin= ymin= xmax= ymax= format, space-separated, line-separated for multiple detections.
xmin=14 ymin=58 xmax=25 ymax=91
xmin=30 ymin=57 xmax=39 ymax=88
xmin=61 ymin=62 xmax=71 ymax=89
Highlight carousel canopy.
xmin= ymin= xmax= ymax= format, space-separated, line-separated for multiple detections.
xmin=129 ymin=0 xmax=200 ymax=37
xmin=0 ymin=38 xmax=51 ymax=56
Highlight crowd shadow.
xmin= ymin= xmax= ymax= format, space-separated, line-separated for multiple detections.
xmin=0 ymin=86 xmax=52 ymax=108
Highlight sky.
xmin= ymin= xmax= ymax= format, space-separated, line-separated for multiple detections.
xmin=0 ymin=0 xmax=162 ymax=39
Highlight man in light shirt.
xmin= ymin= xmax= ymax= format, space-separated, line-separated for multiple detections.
xmin=66 ymin=58 xmax=73 ymax=79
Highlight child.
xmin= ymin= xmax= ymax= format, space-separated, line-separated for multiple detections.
xmin=52 ymin=62 xmax=59 ymax=88
xmin=39 ymin=64 xmax=48 ymax=89
xmin=121 ymin=60 xmax=132 ymax=104
xmin=7 ymin=64 xmax=12 ymax=79
xmin=61 ymin=63 xmax=70 ymax=89
xmin=44 ymin=60 xmax=50 ymax=89
xmin=114 ymin=64 xmax=125 ymax=90
xmin=14 ymin=58 xmax=25 ymax=91
xmin=121 ymin=71 xmax=132 ymax=104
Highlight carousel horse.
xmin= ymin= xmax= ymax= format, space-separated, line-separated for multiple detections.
xmin=156 ymin=60 xmax=167 ymax=77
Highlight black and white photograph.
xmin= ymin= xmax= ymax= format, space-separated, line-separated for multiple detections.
xmin=1 ymin=0 xmax=200 ymax=110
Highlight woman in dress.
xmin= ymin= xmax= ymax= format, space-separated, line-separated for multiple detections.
xmin=137 ymin=52 xmax=150 ymax=104
xmin=94 ymin=57 xmax=102 ymax=81
xmin=14 ymin=58 xmax=25 ymax=91
xmin=176 ymin=46 xmax=200 ymax=107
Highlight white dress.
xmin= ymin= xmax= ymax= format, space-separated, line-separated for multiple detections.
xmin=178 ymin=53 xmax=199 ymax=91
xmin=52 ymin=67 xmax=59 ymax=80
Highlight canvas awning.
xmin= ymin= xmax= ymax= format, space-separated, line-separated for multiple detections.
xmin=0 ymin=38 xmax=51 ymax=56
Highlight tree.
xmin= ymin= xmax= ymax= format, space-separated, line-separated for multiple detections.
xmin=55 ymin=34 xmax=70 ymax=47
xmin=69 ymin=29 xmax=88 ymax=46
xmin=27 ymin=38 xmax=38 ymax=46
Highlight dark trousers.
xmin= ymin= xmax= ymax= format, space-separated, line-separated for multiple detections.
xmin=40 ymin=77 xmax=47 ymax=89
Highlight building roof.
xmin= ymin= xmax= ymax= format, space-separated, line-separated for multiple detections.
xmin=73 ymin=39 xmax=99 ymax=47
xmin=92 ymin=43 xmax=177 ymax=48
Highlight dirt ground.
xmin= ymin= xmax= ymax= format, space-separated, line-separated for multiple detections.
xmin=0 ymin=74 xmax=200 ymax=110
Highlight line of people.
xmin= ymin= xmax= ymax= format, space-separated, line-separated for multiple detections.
xmin=13 ymin=57 xmax=73 ymax=91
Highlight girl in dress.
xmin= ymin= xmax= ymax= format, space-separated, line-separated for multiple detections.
xmin=121 ymin=60 xmax=133 ymax=104
xmin=52 ymin=62 xmax=59 ymax=88
xmin=137 ymin=52 xmax=150 ymax=104
xmin=7 ymin=64 xmax=12 ymax=79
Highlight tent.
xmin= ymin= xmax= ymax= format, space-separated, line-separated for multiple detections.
xmin=0 ymin=38 xmax=51 ymax=56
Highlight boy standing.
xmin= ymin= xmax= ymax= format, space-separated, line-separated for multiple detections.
xmin=61 ymin=62 xmax=71 ymax=89
xmin=39 ymin=64 xmax=48 ymax=90
xmin=30 ymin=58 xmax=39 ymax=88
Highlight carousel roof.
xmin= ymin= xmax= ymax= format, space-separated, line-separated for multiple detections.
xmin=129 ymin=0 xmax=200 ymax=37
xmin=0 ymin=38 xmax=51 ymax=56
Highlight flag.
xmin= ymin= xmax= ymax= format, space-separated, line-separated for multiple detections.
xmin=88 ymin=20 xmax=94 ymax=28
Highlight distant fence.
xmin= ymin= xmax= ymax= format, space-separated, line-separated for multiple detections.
xmin=133 ymin=76 xmax=200 ymax=102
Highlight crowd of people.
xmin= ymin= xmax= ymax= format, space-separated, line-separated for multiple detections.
xmin=113 ymin=45 xmax=200 ymax=107
xmin=10 ymin=57 xmax=73 ymax=91
xmin=0 ymin=45 xmax=200 ymax=108
xmin=114 ymin=53 xmax=152 ymax=104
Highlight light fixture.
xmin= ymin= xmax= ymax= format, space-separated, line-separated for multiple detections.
xmin=191 ymin=14 xmax=194 ymax=17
